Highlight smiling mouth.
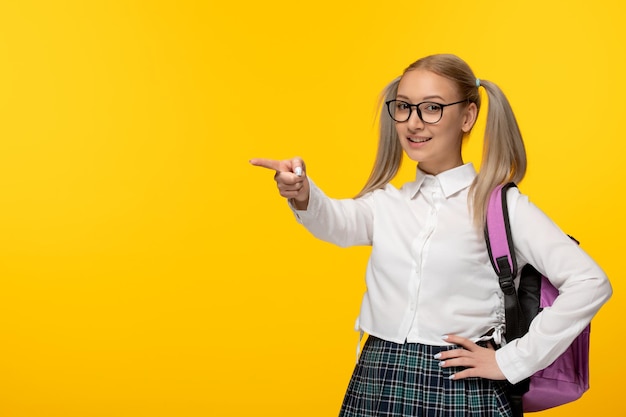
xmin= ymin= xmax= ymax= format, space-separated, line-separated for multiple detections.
xmin=408 ymin=137 xmax=431 ymax=143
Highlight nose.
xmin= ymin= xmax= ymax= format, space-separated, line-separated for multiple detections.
xmin=406 ymin=108 xmax=425 ymax=130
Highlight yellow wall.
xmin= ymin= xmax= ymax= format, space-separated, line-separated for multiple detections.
xmin=0 ymin=1 xmax=622 ymax=416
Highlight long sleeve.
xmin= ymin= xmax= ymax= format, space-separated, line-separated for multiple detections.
xmin=289 ymin=178 xmax=374 ymax=248
xmin=283 ymin=165 xmax=610 ymax=354
xmin=495 ymin=190 xmax=612 ymax=384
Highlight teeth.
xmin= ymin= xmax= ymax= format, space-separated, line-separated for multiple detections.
xmin=409 ymin=137 xmax=430 ymax=143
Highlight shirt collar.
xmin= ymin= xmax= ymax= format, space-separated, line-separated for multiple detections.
xmin=405 ymin=163 xmax=477 ymax=199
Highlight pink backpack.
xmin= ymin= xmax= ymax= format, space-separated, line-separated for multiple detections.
xmin=485 ymin=183 xmax=590 ymax=414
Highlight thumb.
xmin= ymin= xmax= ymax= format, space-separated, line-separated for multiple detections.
xmin=291 ymin=157 xmax=306 ymax=177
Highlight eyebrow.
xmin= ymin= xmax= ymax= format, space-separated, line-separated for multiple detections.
xmin=396 ymin=94 xmax=446 ymax=102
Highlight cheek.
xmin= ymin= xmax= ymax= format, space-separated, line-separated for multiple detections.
xmin=394 ymin=123 xmax=402 ymax=136
xmin=428 ymin=126 xmax=462 ymax=151
xmin=439 ymin=120 xmax=463 ymax=138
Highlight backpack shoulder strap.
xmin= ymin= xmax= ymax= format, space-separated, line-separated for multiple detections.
xmin=485 ymin=182 xmax=527 ymax=341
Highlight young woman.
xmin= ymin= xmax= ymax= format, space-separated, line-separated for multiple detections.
xmin=251 ymin=54 xmax=612 ymax=417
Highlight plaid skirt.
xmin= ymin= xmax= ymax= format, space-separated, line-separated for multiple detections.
xmin=339 ymin=336 xmax=513 ymax=417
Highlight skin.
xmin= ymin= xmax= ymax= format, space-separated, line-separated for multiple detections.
xmin=395 ymin=69 xmax=475 ymax=175
xmin=249 ymin=156 xmax=309 ymax=210
xmin=251 ymin=69 xmax=507 ymax=382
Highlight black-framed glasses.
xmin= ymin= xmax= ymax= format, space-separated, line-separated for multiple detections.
xmin=385 ymin=99 xmax=468 ymax=124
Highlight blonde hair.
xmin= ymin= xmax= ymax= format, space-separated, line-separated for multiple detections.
xmin=356 ymin=54 xmax=527 ymax=230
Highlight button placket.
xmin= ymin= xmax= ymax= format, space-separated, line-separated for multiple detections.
xmin=407 ymin=185 xmax=440 ymax=340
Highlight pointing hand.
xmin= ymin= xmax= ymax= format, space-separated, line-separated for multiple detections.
xmin=250 ymin=157 xmax=310 ymax=209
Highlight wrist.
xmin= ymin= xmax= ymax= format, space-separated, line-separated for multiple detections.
xmin=291 ymin=197 xmax=309 ymax=210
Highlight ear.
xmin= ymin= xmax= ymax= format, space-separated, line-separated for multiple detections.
xmin=461 ymin=102 xmax=478 ymax=133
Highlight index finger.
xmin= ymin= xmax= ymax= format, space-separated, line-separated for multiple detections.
xmin=249 ymin=158 xmax=282 ymax=172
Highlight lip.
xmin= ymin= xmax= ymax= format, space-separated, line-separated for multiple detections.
xmin=407 ymin=136 xmax=432 ymax=144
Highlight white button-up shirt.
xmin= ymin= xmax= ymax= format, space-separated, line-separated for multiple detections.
xmin=292 ymin=163 xmax=611 ymax=384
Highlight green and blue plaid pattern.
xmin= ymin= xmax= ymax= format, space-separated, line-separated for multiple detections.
xmin=339 ymin=336 xmax=513 ymax=417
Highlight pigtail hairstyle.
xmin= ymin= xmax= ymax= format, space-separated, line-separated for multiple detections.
xmin=356 ymin=54 xmax=527 ymax=231
xmin=355 ymin=77 xmax=402 ymax=198
xmin=470 ymin=79 xmax=527 ymax=229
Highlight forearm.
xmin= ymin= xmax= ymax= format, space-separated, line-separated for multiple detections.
xmin=290 ymin=178 xmax=373 ymax=247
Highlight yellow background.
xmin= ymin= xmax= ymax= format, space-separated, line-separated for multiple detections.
xmin=0 ymin=1 xmax=623 ymax=416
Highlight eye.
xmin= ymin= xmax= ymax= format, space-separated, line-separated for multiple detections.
xmin=421 ymin=102 xmax=443 ymax=113
xmin=395 ymin=101 xmax=411 ymax=111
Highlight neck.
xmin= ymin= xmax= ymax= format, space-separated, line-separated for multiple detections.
xmin=418 ymin=159 xmax=464 ymax=176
